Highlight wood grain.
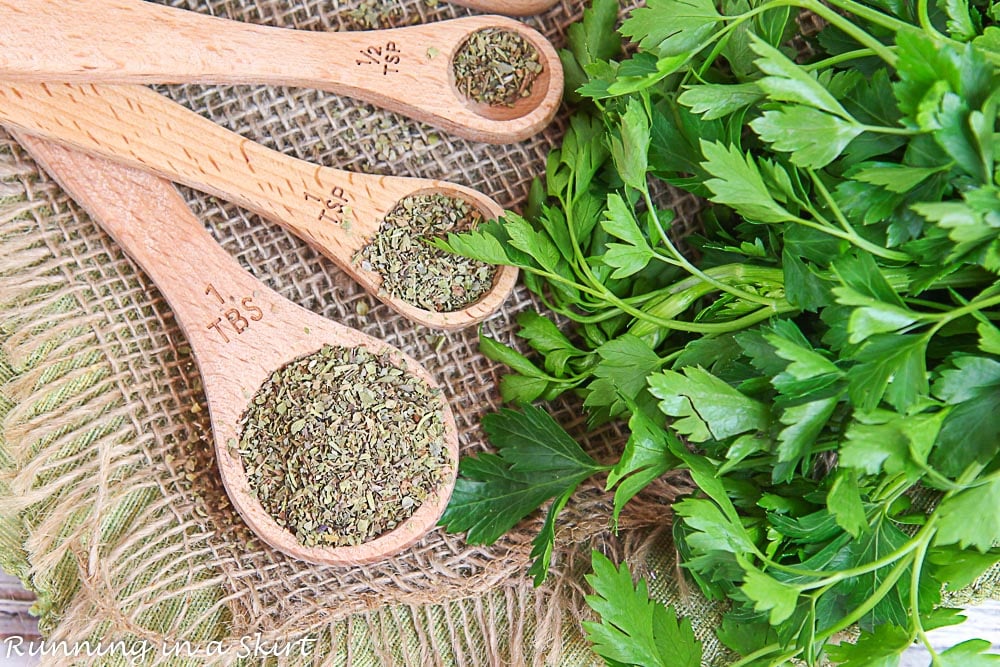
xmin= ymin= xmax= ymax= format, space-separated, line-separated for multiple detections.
xmin=0 ymin=81 xmax=518 ymax=331
xmin=0 ymin=1 xmax=562 ymax=144
xmin=13 ymin=132 xmax=460 ymax=567
xmin=445 ymin=0 xmax=560 ymax=15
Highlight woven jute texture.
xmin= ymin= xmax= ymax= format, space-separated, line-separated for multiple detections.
xmin=0 ymin=0 xmax=721 ymax=665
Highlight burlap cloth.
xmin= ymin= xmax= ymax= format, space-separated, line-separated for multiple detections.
xmin=5 ymin=2 xmax=993 ymax=665
xmin=0 ymin=1 xmax=713 ymax=664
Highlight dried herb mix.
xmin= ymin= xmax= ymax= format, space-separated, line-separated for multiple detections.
xmin=356 ymin=193 xmax=497 ymax=312
xmin=452 ymin=28 xmax=543 ymax=107
xmin=237 ymin=344 xmax=448 ymax=548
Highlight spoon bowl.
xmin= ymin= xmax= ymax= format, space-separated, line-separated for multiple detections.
xmin=0 ymin=1 xmax=563 ymax=144
xmin=0 ymin=81 xmax=518 ymax=330
xmin=14 ymin=130 xmax=460 ymax=566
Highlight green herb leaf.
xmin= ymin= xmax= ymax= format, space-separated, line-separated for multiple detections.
xmin=602 ymin=193 xmax=651 ymax=247
xmin=435 ymin=227 xmax=511 ymax=265
xmin=528 ymin=487 xmax=574 ymax=585
xmin=929 ymin=544 xmax=1000 ymax=591
xmin=604 ymin=242 xmax=656 ymax=278
xmin=776 ymin=395 xmax=840 ymax=472
xmin=935 ymin=478 xmax=1000 ymax=552
xmin=840 ymin=409 xmax=945 ymax=477
xmin=938 ymin=639 xmax=1000 ymax=666
xmin=931 ymin=355 xmax=1000 ymax=476
xmin=649 ymin=366 xmax=770 ymax=442
xmin=609 ymin=98 xmax=652 ymax=191
xmin=825 ymin=623 xmax=912 ymax=665
xmin=701 ymin=140 xmax=792 ymax=223
xmin=937 ymin=0 xmax=980 ymax=40
xmin=620 ymin=0 xmax=722 ymax=56
xmin=846 ymin=334 xmax=928 ymax=412
xmin=678 ymin=82 xmax=763 ymax=120
xmin=516 ymin=311 xmax=580 ymax=358
xmin=674 ymin=497 xmax=756 ymax=554
xmin=608 ymin=410 xmax=680 ymax=525
xmin=505 ymin=213 xmax=563 ymax=274
xmin=479 ymin=331 xmax=548 ymax=380
xmin=827 ymin=469 xmax=869 ymax=538
xmin=440 ymin=406 xmax=605 ymax=547
xmin=583 ymin=551 xmax=703 ymax=667
xmin=751 ymin=106 xmax=863 ymax=168
xmin=738 ymin=556 xmax=800 ymax=624
xmin=852 ymin=162 xmax=948 ymax=193
xmin=590 ymin=334 xmax=663 ymax=412
xmin=566 ymin=0 xmax=621 ymax=70
xmin=978 ymin=320 xmax=1000 ymax=354
xmin=750 ymin=35 xmax=852 ymax=118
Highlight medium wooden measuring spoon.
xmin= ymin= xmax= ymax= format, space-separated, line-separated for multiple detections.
xmin=445 ymin=0 xmax=560 ymax=15
xmin=0 ymin=81 xmax=518 ymax=331
xmin=12 ymin=129 xmax=460 ymax=566
xmin=0 ymin=0 xmax=562 ymax=144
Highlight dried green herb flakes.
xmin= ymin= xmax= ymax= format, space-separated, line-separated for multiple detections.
xmin=356 ymin=193 xmax=496 ymax=312
xmin=238 ymin=344 xmax=448 ymax=548
xmin=453 ymin=28 xmax=543 ymax=107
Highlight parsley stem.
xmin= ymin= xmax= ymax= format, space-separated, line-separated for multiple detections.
xmin=791 ymin=213 xmax=908 ymax=262
xmin=644 ymin=190 xmax=782 ymax=309
xmin=797 ymin=0 xmax=899 ymax=65
xmin=805 ymin=47 xmax=890 ymax=70
xmin=928 ymin=292 xmax=1000 ymax=331
xmin=528 ymin=264 xmax=793 ymax=334
xmin=728 ymin=643 xmax=784 ymax=667
xmin=859 ymin=123 xmax=922 ymax=136
xmin=782 ymin=516 xmax=924 ymax=587
xmin=916 ymin=0 xmax=947 ymax=41
xmin=910 ymin=529 xmax=940 ymax=659
xmin=815 ymin=0 xmax=917 ymax=36
xmin=815 ymin=549 xmax=916 ymax=642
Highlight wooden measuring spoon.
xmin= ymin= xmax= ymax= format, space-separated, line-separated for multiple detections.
xmin=0 ymin=0 xmax=563 ymax=144
xmin=11 ymin=129 xmax=461 ymax=566
xmin=446 ymin=0 xmax=560 ymax=15
xmin=0 ymin=81 xmax=518 ymax=331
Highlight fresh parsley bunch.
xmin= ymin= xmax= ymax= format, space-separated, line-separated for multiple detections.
xmin=440 ymin=0 xmax=1000 ymax=664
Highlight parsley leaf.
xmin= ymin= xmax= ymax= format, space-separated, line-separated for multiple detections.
xmin=648 ymin=366 xmax=771 ymax=442
xmin=751 ymin=106 xmax=863 ymax=168
xmin=739 ymin=556 xmax=801 ymax=624
xmin=583 ymin=551 xmax=703 ymax=667
xmin=701 ymin=140 xmax=793 ymax=223
xmin=935 ymin=478 xmax=1000 ymax=552
xmin=938 ymin=639 xmax=1000 ymax=666
xmin=620 ymin=0 xmax=722 ymax=56
xmin=607 ymin=410 xmax=680 ymax=526
xmin=931 ymin=355 xmax=1000 ymax=476
xmin=827 ymin=469 xmax=870 ymax=538
xmin=439 ymin=407 xmax=608 ymax=561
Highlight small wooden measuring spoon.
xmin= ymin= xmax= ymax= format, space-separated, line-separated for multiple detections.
xmin=0 ymin=81 xmax=518 ymax=331
xmin=0 ymin=0 xmax=562 ymax=144
xmin=12 ymin=129 xmax=461 ymax=566
xmin=445 ymin=0 xmax=560 ymax=15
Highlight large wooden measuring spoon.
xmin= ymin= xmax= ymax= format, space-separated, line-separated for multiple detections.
xmin=0 ymin=81 xmax=518 ymax=330
xmin=0 ymin=0 xmax=562 ymax=144
xmin=12 ymin=129 xmax=460 ymax=566
xmin=445 ymin=0 xmax=560 ymax=15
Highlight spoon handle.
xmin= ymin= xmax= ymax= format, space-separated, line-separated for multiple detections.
xmin=0 ymin=82 xmax=388 ymax=255
xmin=12 ymin=129 xmax=284 ymax=365
xmin=0 ymin=0 xmax=561 ymax=143
xmin=445 ymin=0 xmax=560 ymax=15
